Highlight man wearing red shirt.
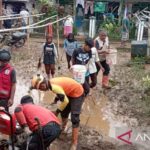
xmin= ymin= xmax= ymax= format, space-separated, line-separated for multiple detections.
xmin=14 ymin=95 xmax=61 ymax=150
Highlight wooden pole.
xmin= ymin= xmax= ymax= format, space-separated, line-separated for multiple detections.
xmin=56 ymin=0 xmax=59 ymax=60
xmin=0 ymin=0 xmax=2 ymax=29
xmin=27 ymin=16 xmax=30 ymax=55
xmin=148 ymin=14 xmax=150 ymax=56
xmin=56 ymin=15 xmax=60 ymax=60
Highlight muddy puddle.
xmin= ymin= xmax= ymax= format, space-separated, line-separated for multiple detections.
xmin=41 ymin=90 xmax=110 ymax=137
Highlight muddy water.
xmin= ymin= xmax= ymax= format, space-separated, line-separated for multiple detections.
xmin=80 ymin=93 xmax=109 ymax=136
xmin=41 ymin=90 xmax=110 ymax=136
xmin=9 ymin=80 xmax=40 ymax=113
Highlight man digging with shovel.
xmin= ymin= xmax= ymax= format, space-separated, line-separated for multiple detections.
xmin=30 ymin=75 xmax=84 ymax=150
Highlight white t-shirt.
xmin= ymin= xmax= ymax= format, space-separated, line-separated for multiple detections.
xmin=88 ymin=47 xmax=100 ymax=74
xmin=95 ymin=36 xmax=109 ymax=61
xmin=20 ymin=10 xmax=29 ymax=25
xmin=64 ymin=17 xmax=73 ymax=26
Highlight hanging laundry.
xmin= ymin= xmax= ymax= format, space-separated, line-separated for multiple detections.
xmin=76 ymin=0 xmax=85 ymax=8
xmin=85 ymin=0 xmax=94 ymax=15
xmin=94 ymin=2 xmax=106 ymax=13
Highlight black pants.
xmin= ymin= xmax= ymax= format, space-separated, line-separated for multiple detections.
xmin=82 ymin=78 xmax=90 ymax=96
xmin=0 ymin=99 xmax=9 ymax=112
xmin=86 ymin=73 xmax=97 ymax=88
xmin=21 ymin=122 xmax=61 ymax=150
xmin=96 ymin=60 xmax=110 ymax=76
xmin=66 ymin=53 xmax=72 ymax=69
xmin=61 ymin=95 xmax=84 ymax=128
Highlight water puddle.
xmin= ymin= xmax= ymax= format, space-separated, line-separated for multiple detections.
xmin=9 ymin=80 xmax=40 ymax=113
xmin=80 ymin=94 xmax=110 ymax=136
xmin=41 ymin=90 xmax=110 ymax=136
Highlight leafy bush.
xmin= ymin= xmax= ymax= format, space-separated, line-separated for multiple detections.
xmin=99 ymin=19 xmax=121 ymax=40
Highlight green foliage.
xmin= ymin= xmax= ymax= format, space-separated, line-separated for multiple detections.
xmin=99 ymin=19 xmax=121 ymax=40
xmin=130 ymin=57 xmax=145 ymax=72
xmin=38 ymin=0 xmax=49 ymax=5
xmin=37 ymin=0 xmax=57 ymax=17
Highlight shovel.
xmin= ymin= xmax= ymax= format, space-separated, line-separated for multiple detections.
xmin=37 ymin=58 xmax=42 ymax=70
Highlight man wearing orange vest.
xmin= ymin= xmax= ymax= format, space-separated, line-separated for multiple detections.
xmin=14 ymin=95 xmax=61 ymax=150
xmin=30 ymin=75 xmax=84 ymax=150
xmin=0 ymin=49 xmax=16 ymax=111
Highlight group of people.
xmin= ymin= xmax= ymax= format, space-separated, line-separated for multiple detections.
xmin=2 ymin=4 xmax=29 ymax=29
xmin=0 ymin=49 xmax=84 ymax=150
xmin=41 ymin=30 xmax=111 ymax=96
xmin=0 ymin=17 xmax=112 ymax=150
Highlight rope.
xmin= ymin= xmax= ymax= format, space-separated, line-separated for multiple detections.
xmin=0 ymin=15 xmax=71 ymax=33
xmin=0 ymin=13 xmax=45 ymax=20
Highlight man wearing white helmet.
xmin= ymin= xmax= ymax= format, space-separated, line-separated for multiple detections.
xmin=0 ymin=49 xmax=16 ymax=111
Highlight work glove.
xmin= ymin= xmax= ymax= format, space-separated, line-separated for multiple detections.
xmin=53 ymin=109 xmax=61 ymax=117
xmin=24 ymin=126 xmax=32 ymax=136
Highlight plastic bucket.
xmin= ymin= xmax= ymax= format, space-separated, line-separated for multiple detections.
xmin=71 ymin=65 xmax=87 ymax=84
xmin=106 ymin=49 xmax=117 ymax=65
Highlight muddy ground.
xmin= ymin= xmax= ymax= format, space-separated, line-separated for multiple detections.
xmin=7 ymin=37 xmax=150 ymax=150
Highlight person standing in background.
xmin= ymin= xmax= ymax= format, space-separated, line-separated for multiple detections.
xmin=64 ymin=33 xmax=79 ymax=69
xmin=64 ymin=15 xmax=74 ymax=37
xmin=40 ymin=35 xmax=58 ymax=79
xmin=120 ymin=13 xmax=131 ymax=47
xmin=72 ymin=38 xmax=93 ymax=96
xmin=20 ymin=6 xmax=29 ymax=27
xmin=95 ymin=30 xmax=111 ymax=89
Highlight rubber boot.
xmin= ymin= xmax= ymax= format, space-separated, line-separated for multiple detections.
xmin=102 ymin=75 xmax=111 ymax=89
xmin=70 ymin=128 xmax=79 ymax=150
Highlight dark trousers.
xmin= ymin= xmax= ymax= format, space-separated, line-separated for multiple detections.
xmin=82 ymin=78 xmax=90 ymax=96
xmin=66 ymin=53 xmax=72 ymax=69
xmin=96 ymin=60 xmax=110 ymax=76
xmin=61 ymin=95 xmax=84 ymax=128
xmin=86 ymin=73 xmax=97 ymax=88
xmin=21 ymin=122 xmax=61 ymax=150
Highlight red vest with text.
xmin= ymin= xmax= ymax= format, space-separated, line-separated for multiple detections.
xmin=0 ymin=64 xmax=13 ymax=99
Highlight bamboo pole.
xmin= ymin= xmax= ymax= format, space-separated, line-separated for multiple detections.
xmin=148 ymin=14 xmax=150 ymax=56
xmin=56 ymin=16 xmax=60 ymax=59
xmin=0 ymin=0 xmax=2 ymax=29
xmin=0 ymin=13 xmax=45 ymax=19
xmin=27 ymin=16 xmax=30 ymax=55
xmin=0 ymin=15 xmax=70 ymax=33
